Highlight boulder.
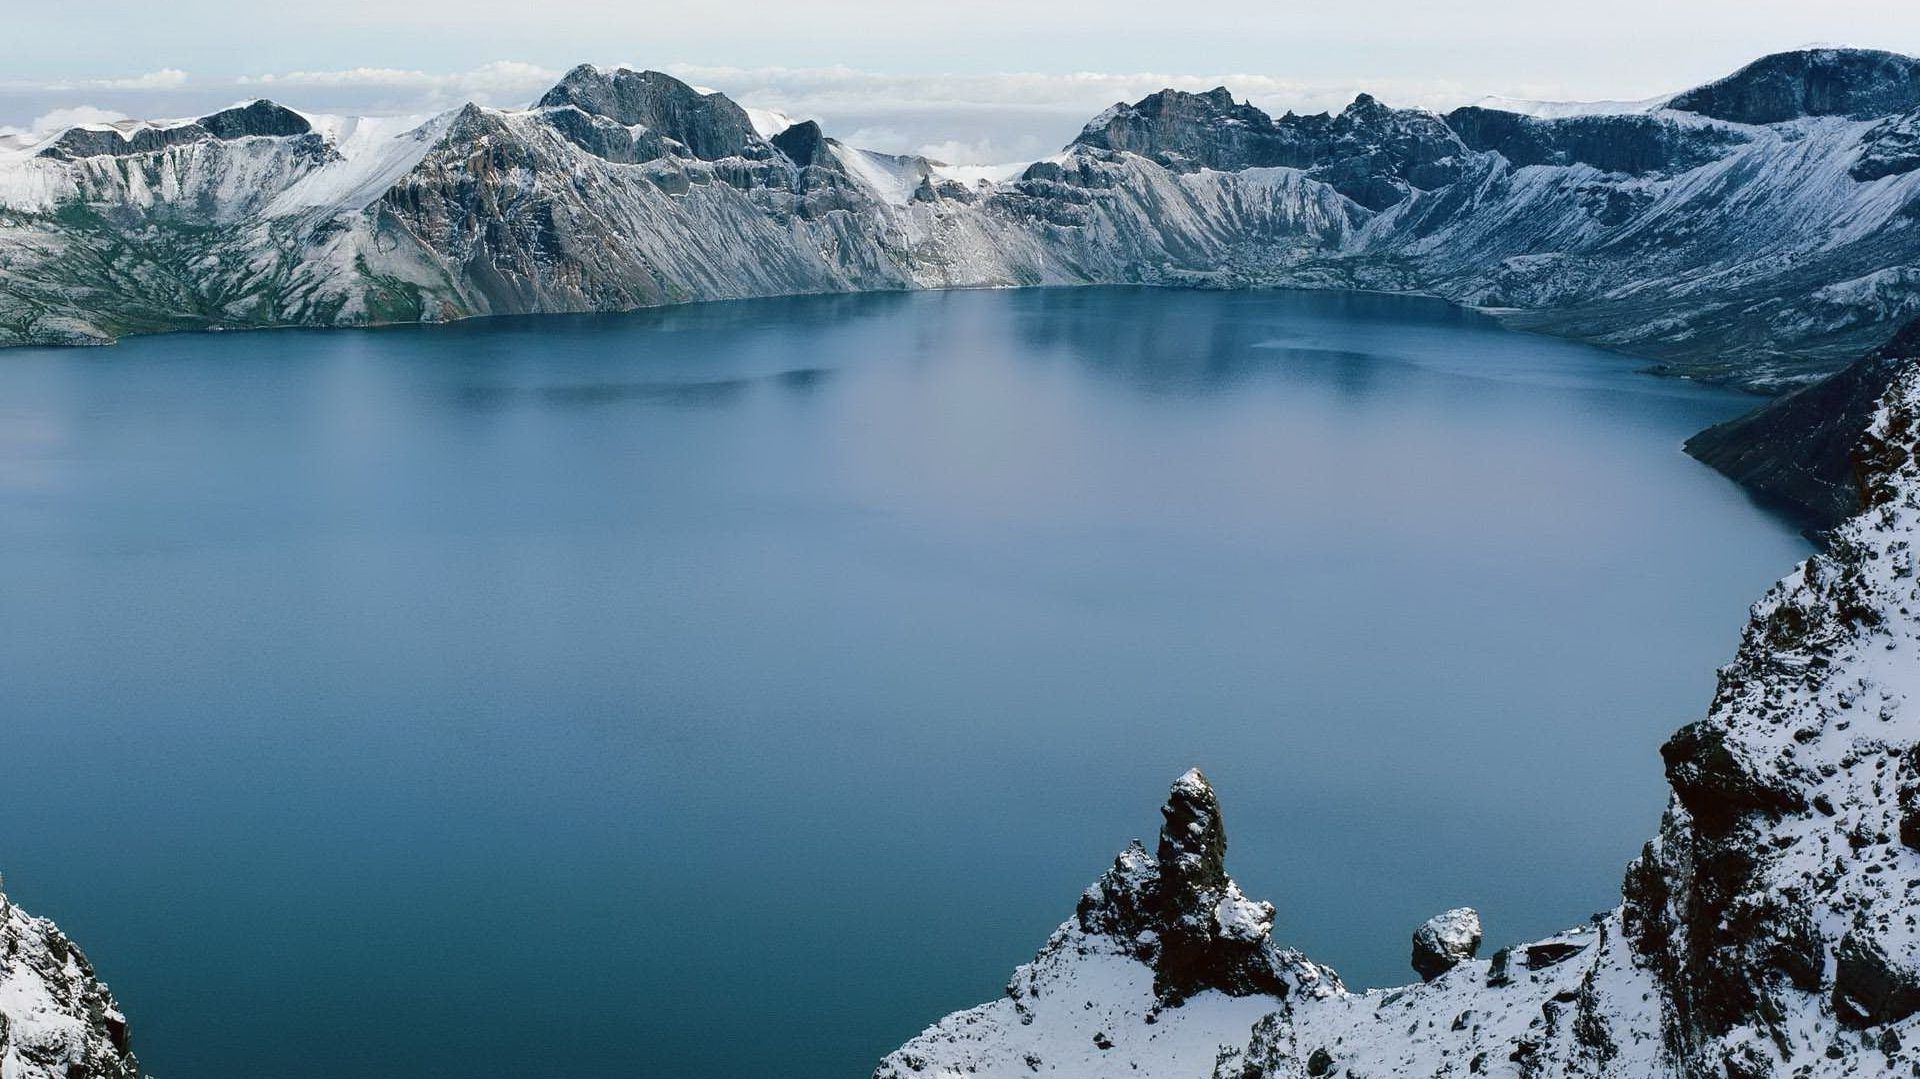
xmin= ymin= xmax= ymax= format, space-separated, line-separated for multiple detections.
xmin=1412 ymin=907 xmax=1483 ymax=981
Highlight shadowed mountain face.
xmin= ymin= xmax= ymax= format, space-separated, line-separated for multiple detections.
xmin=1668 ymin=47 xmax=1920 ymax=124
xmin=1687 ymin=319 xmax=1920 ymax=534
xmin=2 ymin=48 xmax=1920 ymax=395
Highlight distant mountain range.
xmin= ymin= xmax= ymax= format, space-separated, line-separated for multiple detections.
xmin=4 ymin=47 xmax=1920 ymax=522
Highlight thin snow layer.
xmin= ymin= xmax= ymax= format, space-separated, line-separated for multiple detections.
xmin=1469 ymin=93 xmax=1669 ymax=118
xmin=830 ymin=143 xmax=930 ymax=206
xmin=265 ymin=111 xmax=451 ymax=216
xmin=882 ymin=366 xmax=1920 ymax=1078
xmin=744 ymin=106 xmax=796 ymax=140
xmin=0 ymin=890 xmax=138 ymax=1079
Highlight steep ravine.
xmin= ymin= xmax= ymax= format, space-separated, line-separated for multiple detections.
xmin=881 ymin=360 xmax=1920 ymax=1078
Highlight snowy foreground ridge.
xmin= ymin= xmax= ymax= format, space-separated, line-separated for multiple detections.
xmin=5 ymin=47 xmax=1920 ymax=386
xmin=880 ymin=363 xmax=1920 ymax=1077
xmin=0 ymin=888 xmax=138 ymax=1079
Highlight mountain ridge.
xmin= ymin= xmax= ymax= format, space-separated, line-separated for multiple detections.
xmin=2 ymin=46 xmax=1918 ymax=391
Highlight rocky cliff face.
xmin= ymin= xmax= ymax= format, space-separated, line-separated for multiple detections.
xmin=0 ymin=886 xmax=140 ymax=1079
xmin=882 ymin=360 xmax=1920 ymax=1078
xmin=3 ymin=48 xmax=1920 ymax=389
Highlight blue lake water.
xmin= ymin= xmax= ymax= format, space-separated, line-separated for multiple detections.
xmin=0 ymin=287 xmax=1809 ymax=1078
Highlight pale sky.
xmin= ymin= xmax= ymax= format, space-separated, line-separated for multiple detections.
xmin=3 ymin=0 xmax=1917 ymax=163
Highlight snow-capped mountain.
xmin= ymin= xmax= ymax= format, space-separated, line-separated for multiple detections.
xmin=882 ymin=359 xmax=1920 ymax=1076
xmin=2 ymin=48 xmax=1919 ymax=390
xmin=0 ymin=885 xmax=140 ymax=1079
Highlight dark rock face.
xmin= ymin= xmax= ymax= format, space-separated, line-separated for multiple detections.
xmin=1835 ymin=929 xmax=1920 ymax=1027
xmin=198 ymin=101 xmax=311 ymax=139
xmin=1669 ymin=48 xmax=1920 ymax=125
xmin=1898 ymin=745 xmax=1920 ymax=852
xmin=1660 ymin=720 xmax=1805 ymax=835
xmin=535 ymin=66 xmax=766 ymax=161
xmin=771 ymin=120 xmax=827 ymax=168
xmin=1411 ymin=908 xmax=1483 ymax=982
xmin=1686 ymin=318 xmax=1920 ymax=535
xmin=1446 ymin=107 xmax=1749 ymax=175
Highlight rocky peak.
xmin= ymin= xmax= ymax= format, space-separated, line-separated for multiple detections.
xmin=1156 ymin=767 xmax=1229 ymax=895
xmin=1668 ymin=47 xmax=1920 ymax=125
xmin=1069 ymin=87 xmax=1320 ymax=172
xmin=1068 ymin=85 xmax=1461 ymax=209
xmin=771 ymin=120 xmax=828 ymax=169
xmin=198 ymin=100 xmax=311 ymax=140
xmin=1075 ymin=769 xmax=1338 ymax=1004
xmin=534 ymin=65 xmax=766 ymax=161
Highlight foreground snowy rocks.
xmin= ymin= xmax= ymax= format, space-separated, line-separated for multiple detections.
xmin=1411 ymin=908 xmax=1482 ymax=983
xmin=0 ymin=885 xmax=139 ymax=1079
xmin=881 ymin=362 xmax=1920 ymax=1077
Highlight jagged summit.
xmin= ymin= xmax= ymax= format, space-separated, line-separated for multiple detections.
xmin=533 ymin=65 xmax=767 ymax=161
xmin=1072 ymin=769 xmax=1336 ymax=1003
xmin=1069 ymin=85 xmax=1462 ymax=208
xmin=1668 ymin=46 xmax=1920 ymax=124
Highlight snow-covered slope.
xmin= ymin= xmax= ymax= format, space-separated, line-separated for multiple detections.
xmin=0 ymin=886 xmax=140 ymax=1079
xmin=881 ymin=360 xmax=1920 ymax=1079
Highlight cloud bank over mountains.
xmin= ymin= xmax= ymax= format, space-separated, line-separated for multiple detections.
xmin=0 ymin=61 xmax=1618 ymax=164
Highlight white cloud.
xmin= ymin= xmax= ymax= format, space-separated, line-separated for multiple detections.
xmin=241 ymin=60 xmax=557 ymax=93
xmin=0 ymin=105 xmax=131 ymax=140
xmin=657 ymin=64 xmax=1492 ymax=120
xmin=49 ymin=69 xmax=191 ymax=92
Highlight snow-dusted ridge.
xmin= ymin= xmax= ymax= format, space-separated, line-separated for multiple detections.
xmin=881 ymin=361 xmax=1920 ymax=1079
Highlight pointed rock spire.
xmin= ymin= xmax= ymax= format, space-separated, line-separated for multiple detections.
xmin=1156 ymin=767 xmax=1229 ymax=900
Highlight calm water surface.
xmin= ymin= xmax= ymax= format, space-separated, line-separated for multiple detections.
xmin=0 ymin=288 xmax=1808 ymax=1078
